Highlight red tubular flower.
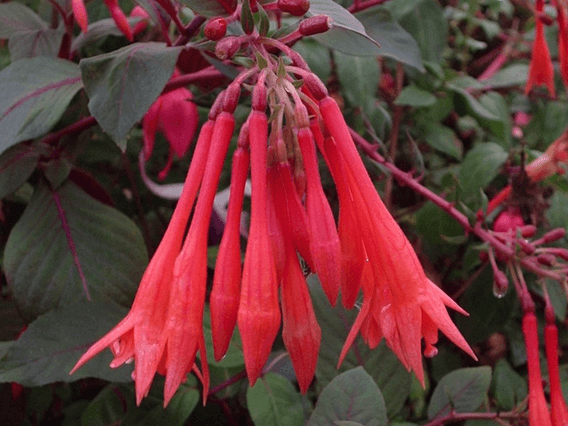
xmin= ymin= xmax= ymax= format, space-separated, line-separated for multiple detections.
xmin=525 ymin=0 xmax=555 ymax=97
xmin=72 ymin=0 xmax=133 ymax=40
xmin=523 ymin=312 xmax=553 ymax=426
xmin=72 ymin=0 xmax=88 ymax=33
xmin=545 ymin=317 xmax=568 ymax=426
xmin=297 ymin=126 xmax=342 ymax=306
xmin=161 ymin=111 xmax=235 ymax=404
xmin=269 ymin=162 xmax=321 ymax=393
xmin=238 ymin=109 xmax=281 ymax=386
xmin=143 ymin=70 xmax=199 ymax=180
xmin=318 ymin=95 xmax=475 ymax=384
xmin=317 ymin=127 xmax=366 ymax=309
xmin=556 ymin=3 xmax=568 ymax=88
xmin=71 ymin=120 xmax=216 ymax=405
xmin=210 ymin=144 xmax=250 ymax=362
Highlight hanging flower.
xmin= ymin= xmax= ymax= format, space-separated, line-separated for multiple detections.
xmin=544 ymin=307 xmax=568 ymax=426
xmin=523 ymin=312 xmax=553 ymax=426
xmin=72 ymin=0 xmax=133 ymax=41
xmin=525 ymin=0 xmax=556 ymax=97
xmin=143 ymin=69 xmax=199 ymax=180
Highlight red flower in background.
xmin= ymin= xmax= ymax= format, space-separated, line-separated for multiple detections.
xmin=143 ymin=70 xmax=199 ymax=180
xmin=525 ymin=0 xmax=555 ymax=97
xmin=72 ymin=0 xmax=133 ymax=41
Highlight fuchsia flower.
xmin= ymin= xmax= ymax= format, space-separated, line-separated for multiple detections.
xmin=523 ymin=312 xmax=553 ymax=426
xmin=73 ymin=62 xmax=475 ymax=404
xmin=143 ymin=70 xmax=199 ymax=180
xmin=525 ymin=0 xmax=556 ymax=97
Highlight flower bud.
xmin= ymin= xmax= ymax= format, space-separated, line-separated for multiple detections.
xmin=204 ymin=17 xmax=227 ymax=41
xmin=299 ymin=15 xmax=332 ymax=36
xmin=520 ymin=225 xmax=537 ymax=238
xmin=537 ymin=254 xmax=556 ymax=266
xmin=215 ymin=36 xmax=240 ymax=60
xmin=277 ymin=0 xmax=310 ymax=16
xmin=493 ymin=208 xmax=524 ymax=232
xmin=542 ymin=228 xmax=566 ymax=244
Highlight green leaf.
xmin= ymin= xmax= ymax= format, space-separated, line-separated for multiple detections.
xmin=247 ymin=373 xmax=305 ymax=426
xmin=307 ymin=0 xmax=381 ymax=56
xmin=546 ymin=191 xmax=568 ymax=242
xmin=0 ymin=300 xmax=133 ymax=385
xmin=4 ymin=181 xmax=147 ymax=322
xmin=81 ymin=383 xmax=135 ymax=426
xmin=383 ymin=0 xmax=447 ymax=63
xmin=0 ymin=144 xmax=39 ymax=198
xmin=492 ymin=359 xmax=527 ymax=411
xmin=310 ymin=277 xmax=411 ymax=417
xmin=308 ymin=367 xmax=387 ymax=426
xmin=483 ymin=64 xmax=528 ymax=89
xmin=455 ymin=267 xmax=515 ymax=345
xmin=478 ymin=92 xmax=511 ymax=147
xmin=80 ymin=43 xmax=183 ymax=148
xmin=420 ymin=122 xmax=462 ymax=159
xmin=356 ymin=8 xmax=424 ymax=71
xmin=71 ymin=17 xmax=145 ymax=52
xmin=181 ymin=0 xmax=235 ymax=17
xmin=427 ymin=367 xmax=492 ymax=419
xmin=0 ymin=3 xmax=48 ymax=38
xmin=293 ymin=39 xmax=332 ymax=83
xmin=0 ymin=57 xmax=83 ymax=156
xmin=458 ymin=142 xmax=508 ymax=197
xmin=335 ymin=52 xmax=380 ymax=107
xmin=395 ymin=85 xmax=436 ymax=107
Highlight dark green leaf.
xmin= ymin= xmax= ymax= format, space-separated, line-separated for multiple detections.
xmin=308 ymin=367 xmax=387 ymax=426
xmin=492 ymin=359 xmax=526 ymax=410
xmin=456 ymin=267 xmax=515 ymax=344
xmin=0 ymin=3 xmax=47 ymax=38
xmin=383 ymin=0 xmax=447 ymax=63
xmin=546 ymin=191 xmax=568 ymax=243
xmin=71 ymin=17 xmax=146 ymax=52
xmin=427 ymin=367 xmax=492 ymax=419
xmin=483 ymin=64 xmax=528 ymax=89
xmin=0 ymin=58 xmax=83 ymax=156
xmin=80 ymin=43 xmax=183 ymax=148
xmin=81 ymin=384 xmax=134 ymax=426
xmin=395 ymin=85 xmax=436 ymax=107
xmin=4 ymin=181 xmax=147 ymax=321
xmin=478 ymin=92 xmax=510 ymax=147
xmin=356 ymin=8 xmax=424 ymax=70
xmin=307 ymin=0 xmax=381 ymax=56
xmin=0 ymin=144 xmax=39 ymax=198
xmin=310 ymin=277 xmax=411 ymax=417
xmin=247 ymin=373 xmax=305 ymax=426
xmin=0 ymin=300 xmax=133 ymax=385
xmin=421 ymin=122 xmax=462 ymax=159
xmin=335 ymin=52 xmax=380 ymax=107
xmin=458 ymin=142 xmax=508 ymax=197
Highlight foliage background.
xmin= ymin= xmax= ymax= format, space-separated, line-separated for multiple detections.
xmin=1 ymin=0 xmax=568 ymax=425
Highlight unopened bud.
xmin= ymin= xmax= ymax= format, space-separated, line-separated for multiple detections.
xmin=520 ymin=225 xmax=537 ymax=238
xmin=547 ymin=248 xmax=568 ymax=261
xmin=204 ymin=17 xmax=227 ymax=41
xmin=304 ymin=73 xmax=328 ymax=100
xmin=493 ymin=208 xmax=524 ymax=232
xmin=277 ymin=0 xmax=310 ymax=16
xmin=492 ymin=270 xmax=509 ymax=298
xmin=542 ymin=228 xmax=566 ymax=244
xmin=537 ymin=254 xmax=556 ymax=266
xmin=538 ymin=11 xmax=555 ymax=26
xmin=215 ymin=36 xmax=240 ymax=60
xmin=299 ymin=15 xmax=332 ymax=36
xmin=252 ymin=83 xmax=267 ymax=112
xmin=223 ymin=84 xmax=241 ymax=113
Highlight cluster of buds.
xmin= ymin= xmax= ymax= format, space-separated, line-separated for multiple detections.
xmin=526 ymin=0 xmax=568 ymax=97
xmin=486 ymin=208 xmax=568 ymax=426
xmin=71 ymin=24 xmax=476 ymax=407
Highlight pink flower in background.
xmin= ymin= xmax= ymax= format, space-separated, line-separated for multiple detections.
xmin=143 ymin=70 xmax=199 ymax=180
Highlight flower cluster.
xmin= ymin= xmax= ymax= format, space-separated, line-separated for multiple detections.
xmin=71 ymin=47 xmax=476 ymax=404
xmin=526 ymin=0 xmax=568 ymax=97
